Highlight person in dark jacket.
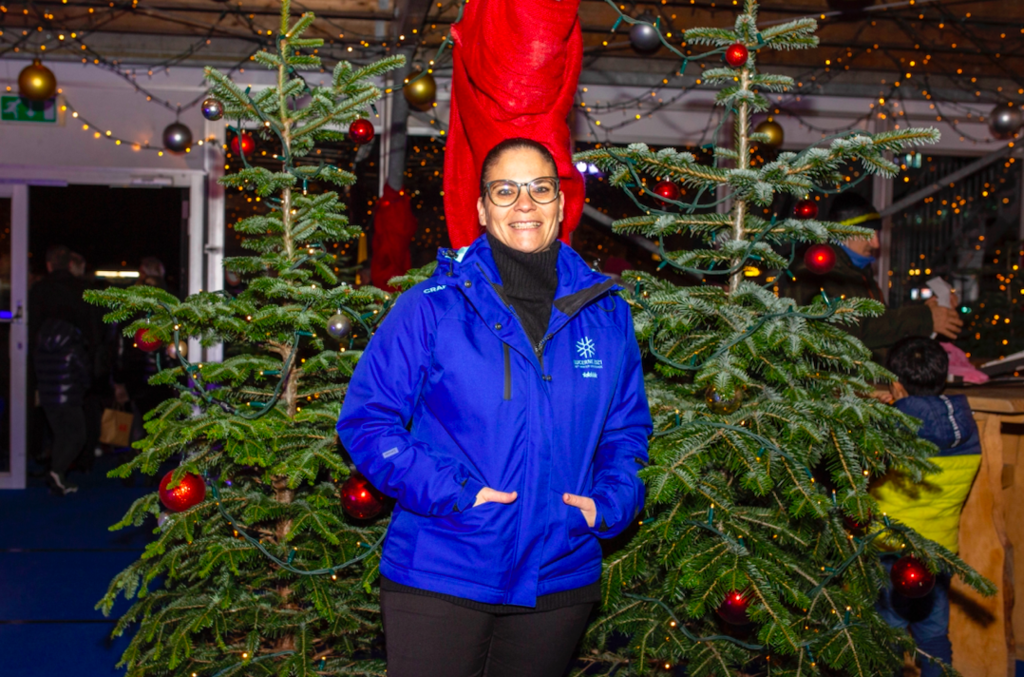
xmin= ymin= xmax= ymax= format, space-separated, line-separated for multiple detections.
xmin=337 ymin=138 xmax=652 ymax=677
xmin=34 ymin=318 xmax=91 ymax=495
xmin=29 ymin=245 xmax=98 ymax=352
xmin=871 ymin=337 xmax=980 ymax=677
xmin=780 ymin=193 xmax=962 ymax=363
xmin=29 ymin=245 xmax=98 ymax=494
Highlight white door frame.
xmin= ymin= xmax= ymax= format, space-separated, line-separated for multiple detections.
xmin=0 ymin=165 xmax=210 ymax=489
xmin=0 ymin=183 xmax=28 ymax=489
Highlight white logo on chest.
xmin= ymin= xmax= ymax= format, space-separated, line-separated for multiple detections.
xmin=574 ymin=337 xmax=603 ymax=373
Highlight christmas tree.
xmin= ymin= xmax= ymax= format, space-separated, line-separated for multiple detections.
xmin=574 ymin=1 xmax=994 ymax=675
xmin=89 ymin=2 xmax=404 ymax=674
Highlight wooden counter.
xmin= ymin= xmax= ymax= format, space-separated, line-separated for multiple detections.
xmin=944 ymin=384 xmax=1024 ymax=677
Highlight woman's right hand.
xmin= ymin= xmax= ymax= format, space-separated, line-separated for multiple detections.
xmin=473 ymin=487 xmax=518 ymax=508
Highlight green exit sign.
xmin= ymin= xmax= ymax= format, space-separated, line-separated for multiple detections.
xmin=1 ymin=95 xmax=62 ymax=124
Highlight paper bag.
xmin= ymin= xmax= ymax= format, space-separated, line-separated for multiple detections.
xmin=100 ymin=408 xmax=133 ymax=448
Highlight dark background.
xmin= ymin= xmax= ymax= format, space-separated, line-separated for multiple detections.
xmin=29 ymin=185 xmax=186 ymax=298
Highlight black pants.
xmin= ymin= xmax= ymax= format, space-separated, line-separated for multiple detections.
xmin=42 ymin=404 xmax=86 ymax=475
xmin=380 ymin=589 xmax=593 ymax=677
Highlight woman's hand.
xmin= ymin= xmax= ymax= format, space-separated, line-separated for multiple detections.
xmin=473 ymin=487 xmax=518 ymax=508
xmin=563 ymin=493 xmax=596 ymax=528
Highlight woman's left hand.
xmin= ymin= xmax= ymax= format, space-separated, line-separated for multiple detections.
xmin=563 ymin=493 xmax=597 ymax=528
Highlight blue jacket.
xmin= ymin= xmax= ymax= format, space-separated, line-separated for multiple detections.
xmin=872 ymin=394 xmax=981 ymax=553
xmin=337 ymin=235 xmax=652 ymax=607
xmin=895 ymin=394 xmax=980 ymax=457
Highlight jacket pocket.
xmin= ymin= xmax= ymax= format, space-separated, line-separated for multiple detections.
xmin=503 ymin=343 xmax=512 ymax=401
xmin=566 ymin=502 xmax=593 ymax=539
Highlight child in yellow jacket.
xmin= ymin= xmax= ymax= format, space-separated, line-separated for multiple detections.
xmin=872 ymin=336 xmax=981 ymax=677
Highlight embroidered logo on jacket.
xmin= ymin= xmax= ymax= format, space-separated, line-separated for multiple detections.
xmin=574 ymin=336 xmax=603 ymax=372
xmin=423 ymin=285 xmax=448 ymax=294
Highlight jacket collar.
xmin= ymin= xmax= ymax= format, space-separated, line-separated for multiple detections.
xmin=437 ymin=234 xmax=616 ymax=301
xmin=436 ymin=234 xmax=618 ymax=360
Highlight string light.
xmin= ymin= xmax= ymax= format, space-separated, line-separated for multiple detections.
xmin=58 ymin=99 xmax=213 ymax=154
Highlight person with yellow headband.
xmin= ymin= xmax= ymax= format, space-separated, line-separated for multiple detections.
xmin=781 ymin=192 xmax=962 ymax=363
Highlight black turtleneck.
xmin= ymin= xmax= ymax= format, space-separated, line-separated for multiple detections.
xmin=487 ymin=233 xmax=561 ymax=348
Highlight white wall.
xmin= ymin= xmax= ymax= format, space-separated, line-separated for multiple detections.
xmin=1 ymin=58 xmax=1003 ymax=172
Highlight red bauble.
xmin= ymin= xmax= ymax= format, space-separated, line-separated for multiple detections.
xmin=341 ymin=472 xmax=386 ymax=520
xmin=793 ymin=199 xmax=819 ymax=220
xmin=652 ymin=180 xmax=680 ymax=203
xmin=230 ymin=132 xmax=255 ymax=158
xmin=134 ymin=327 xmax=162 ymax=352
xmin=843 ymin=511 xmax=872 ymax=532
xmin=348 ymin=118 xmax=375 ymax=145
xmin=158 ymin=471 xmax=206 ymax=512
xmin=890 ymin=555 xmax=936 ymax=599
xmin=716 ymin=590 xmax=752 ymax=625
xmin=804 ymin=244 xmax=837 ymax=275
xmin=725 ymin=43 xmax=749 ymax=68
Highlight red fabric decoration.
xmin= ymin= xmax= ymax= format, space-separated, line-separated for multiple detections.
xmin=371 ymin=185 xmax=417 ymax=291
xmin=443 ymin=0 xmax=584 ymax=248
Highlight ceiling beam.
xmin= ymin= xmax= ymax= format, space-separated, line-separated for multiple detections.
xmin=392 ymin=0 xmax=434 ymax=42
xmin=20 ymin=0 xmax=396 ymax=22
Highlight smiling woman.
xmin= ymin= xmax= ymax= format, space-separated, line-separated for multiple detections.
xmin=336 ymin=137 xmax=652 ymax=677
xmin=476 ymin=139 xmax=565 ymax=255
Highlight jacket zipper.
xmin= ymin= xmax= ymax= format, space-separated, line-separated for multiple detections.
xmin=536 ymin=335 xmax=551 ymax=371
xmin=503 ymin=343 xmax=512 ymax=400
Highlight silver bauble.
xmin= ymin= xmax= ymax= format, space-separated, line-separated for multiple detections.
xmin=706 ymin=387 xmax=744 ymax=415
xmin=327 ymin=313 xmax=353 ymax=340
xmin=201 ymin=97 xmax=224 ymax=121
xmin=989 ymin=104 xmax=1022 ymax=140
xmin=629 ymin=14 xmax=661 ymax=55
xmin=162 ymin=122 xmax=192 ymax=153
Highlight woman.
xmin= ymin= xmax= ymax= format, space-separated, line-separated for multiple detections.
xmin=337 ymin=138 xmax=651 ymax=677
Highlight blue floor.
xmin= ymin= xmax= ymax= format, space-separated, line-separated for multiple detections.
xmin=0 ymin=456 xmax=153 ymax=677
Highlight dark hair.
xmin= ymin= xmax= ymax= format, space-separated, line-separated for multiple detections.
xmin=886 ymin=336 xmax=948 ymax=396
xmin=45 ymin=245 xmax=72 ymax=272
xmin=479 ymin=138 xmax=558 ymax=197
xmin=828 ymin=192 xmax=881 ymax=231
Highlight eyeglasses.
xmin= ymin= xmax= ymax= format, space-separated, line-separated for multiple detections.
xmin=484 ymin=177 xmax=560 ymax=207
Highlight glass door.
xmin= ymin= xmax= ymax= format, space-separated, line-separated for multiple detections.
xmin=0 ymin=184 xmax=28 ymax=489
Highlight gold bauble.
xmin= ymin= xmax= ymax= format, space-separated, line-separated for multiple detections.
xmin=754 ymin=119 xmax=784 ymax=149
xmin=403 ymin=71 xmax=437 ymax=112
xmin=706 ymin=387 xmax=743 ymax=415
xmin=166 ymin=340 xmax=188 ymax=360
xmin=18 ymin=60 xmax=57 ymax=101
